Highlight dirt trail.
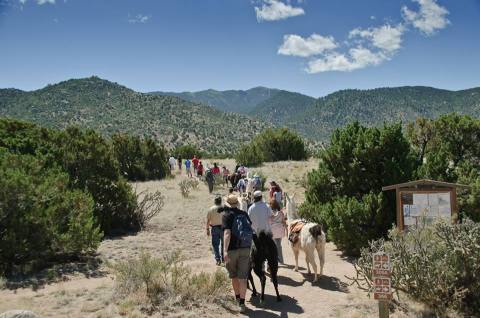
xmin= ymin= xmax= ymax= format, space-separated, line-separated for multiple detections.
xmin=0 ymin=159 xmax=413 ymax=318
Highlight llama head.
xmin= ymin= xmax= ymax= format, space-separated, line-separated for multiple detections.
xmin=285 ymin=192 xmax=299 ymax=221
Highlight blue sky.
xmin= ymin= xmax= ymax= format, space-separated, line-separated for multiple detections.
xmin=0 ymin=0 xmax=479 ymax=97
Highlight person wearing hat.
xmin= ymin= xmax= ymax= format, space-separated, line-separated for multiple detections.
xmin=206 ymin=195 xmax=225 ymax=265
xmin=222 ymin=194 xmax=253 ymax=313
xmin=248 ymin=191 xmax=273 ymax=235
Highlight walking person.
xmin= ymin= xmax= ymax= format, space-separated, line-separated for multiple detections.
xmin=222 ymin=166 xmax=230 ymax=187
xmin=223 ymin=195 xmax=253 ymax=313
xmin=206 ymin=195 xmax=224 ymax=265
xmin=197 ymin=161 xmax=204 ymax=178
xmin=185 ymin=158 xmax=192 ymax=177
xmin=168 ymin=156 xmax=176 ymax=172
xmin=248 ymin=191 xmax=273 ymax=235
xmin=269 ymin=199 xmax=286 ymax=264
xmin=192 ymin=155 xmax=199 ymax=176
xmin=177 ymin=157 xmax=182 ymax=171
xmin=206 ymin=168 xmax=214 ymax=193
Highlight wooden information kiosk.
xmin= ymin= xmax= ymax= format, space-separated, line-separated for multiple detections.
xmin=382 ymin=179 xmax=469 ymax=231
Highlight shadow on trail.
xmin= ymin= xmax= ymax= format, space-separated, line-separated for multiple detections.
xmin=4 ymin=256 xmax=107 ymax=291
xmin=276 ymin=275 xmax=304 ymax=287
xmin=247 ymin=294 xmax=304 ymax=317
xmin=280 ymin=263 xmax=306 ymax=271
xmin=298 ymin=274 xmax=349 ymax=293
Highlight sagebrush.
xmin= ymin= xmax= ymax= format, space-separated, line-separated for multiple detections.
xmin=350 ymin=220 xmax=480 ymax=317
xmin=110 ymin=251 xmax=232 ymax=311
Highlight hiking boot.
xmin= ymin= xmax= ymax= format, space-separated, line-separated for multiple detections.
xmin=215 ymin=260 xmax=221 ymax=266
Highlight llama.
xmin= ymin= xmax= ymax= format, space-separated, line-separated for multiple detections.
xmin=285 ymin=193 xmax=326 ymax=282
xmin=238 ymin=194 xmax=249 ymax=212
xmin=248 ymin=231 xmax=282 ymax=302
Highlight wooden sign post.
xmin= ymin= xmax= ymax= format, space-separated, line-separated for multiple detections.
xmin=373 ymin=252 xmax=391 ymax=318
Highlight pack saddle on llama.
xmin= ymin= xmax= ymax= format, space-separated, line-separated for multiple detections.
xmin=285 ymin=193 xmax=326 ymax=282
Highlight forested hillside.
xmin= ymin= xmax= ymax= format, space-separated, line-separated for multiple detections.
xmin=153 ymin=86 xmax=279 ymax=114
xmin=0 ymin=77 xmax=270 ymax=155
xmin=249 ymin=90 xmax=316 ymax=125
xmin=289 ymin=86 xmax=480 ymax=140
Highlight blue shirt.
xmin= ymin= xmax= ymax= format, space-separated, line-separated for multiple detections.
xmin=185 ymin=159 xmax=191 ymax=168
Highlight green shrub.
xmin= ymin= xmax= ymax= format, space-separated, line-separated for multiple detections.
xmin=112 ymin=134 xmax=169 ymax=181
xmin=0 ymin=152 xmax=101 ymax=275
xmin=255 ymin=128 xmax=307 ymax=162
xmin=300 ymin=122 xmax=417 ymax=255
xmin=236 ymin=128 xmax=307 ymax=166
xmin=305 ymin=192 xmax=387 ymax=255
xmin=55 ymin=127 xmax=138 ymax=235
xmin=172 ymin=144 xmax=204 ymax=160
xmin=351 ymin=220 xmax=480 ymax=316
xmin=0 ymin=118 xmax=155 ymax=236
xmin=235 ymin=143 xmax=264 ymax=167
xmin=110 ymin=251 xmax=231 ymax=310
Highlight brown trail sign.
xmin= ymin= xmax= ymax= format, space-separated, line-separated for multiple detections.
xmin=373 ymin=252 xmax=392 ymax=317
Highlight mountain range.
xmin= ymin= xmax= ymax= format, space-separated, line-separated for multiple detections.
xmin=0 ymin=77 xmax=270 ymax=155
xmin=1 ymin=76 xmax=479 ymax=153
xmin=155 ymin=85 xmax=480 ymax=140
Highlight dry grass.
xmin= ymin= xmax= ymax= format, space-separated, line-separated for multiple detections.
xmin=109 ymin=250 xmax=233 ymax=315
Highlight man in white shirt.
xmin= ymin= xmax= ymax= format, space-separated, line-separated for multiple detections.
xmin=248 ymin=191 xmax=273 ymax=234
xmin=168 ymin=156 xmax=176 ymax=172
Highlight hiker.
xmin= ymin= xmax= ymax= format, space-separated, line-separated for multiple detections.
xmin=197 ymin=161 xmax=204 ymax=177
xmin=177 ymin=157 xmax=182 ymax=170
xmin=269 ymin=199 xmax=286 ymax=264
xmin=237 ymin=177 xmax=246 ymax=194
xmin=192 ymin=155 xmax=199 ymax=176
xmin=269 ymin=181 xmax=283 ymax=208
xmin=185 ymin=158 xmax=192 ymax=177
xmin=248 ymin=191 xmax=273 ymax=235
xmin=222 ymin=166 xmax=230 ymax=187
xmin=252 ymin=174 xmax=262 ymax=191
xmin=206 ymin=168 xmax=214 ymax=193
xmin=237 ymin=165 xmax=247 ymax=177
xmin=223 ymin=195 xmax=253 ymax=313
xmin=168 ymin=156 xmax=176 ymax=172
xmin=212 ymin=163 xmax=220 ymax=175
xmin=206 ymin=195 xmax=224 ymax=265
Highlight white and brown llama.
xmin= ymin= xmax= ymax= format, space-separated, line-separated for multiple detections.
xmin=285 ymin=193 xmax=326 ymax=282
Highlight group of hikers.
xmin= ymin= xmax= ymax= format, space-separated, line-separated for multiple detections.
xmin=169 ymin=154 xmax=269 ymax=195
xmin=205 ymin=179 xmax=286 ymax=313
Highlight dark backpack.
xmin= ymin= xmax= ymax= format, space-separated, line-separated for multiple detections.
xmin=231 ymin=211 xmax=253 ymax=248
xmin=206 ymin=169 xmax=213 ymax=180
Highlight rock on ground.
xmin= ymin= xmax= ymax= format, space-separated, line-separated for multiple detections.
xmin=0 ymin=311 xmax=40 ymax=318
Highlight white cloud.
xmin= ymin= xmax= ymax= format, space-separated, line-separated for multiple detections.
xmin=18 ymin=0 xmax=55 ymax=4
xmin=306 ymin=47 xmax=388 ymax=73
xmin=402 ymin=0 xmax=450 ymax=36
xmin=128 ymin=14 xmax=151 ymax=24
xmin=349 ymin=24 xmax=405 ymax=53
xmin=281 ymin=24 xmax=402 ymax=73
xmin=255 ymin=0 xmax=305 ymax=22
xmin=278 ymin=34 xmax=337 ymax=57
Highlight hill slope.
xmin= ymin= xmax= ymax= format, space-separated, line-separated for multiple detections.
xmin=290 ymin=86 xmax=480 ymax=140
xmin=249 ymin=90 xmax=316 ymax=125
xmin=0 ymin=77 xmax=271 ymax=154
xmin=152 ymin=86 xmax=279 ymax=114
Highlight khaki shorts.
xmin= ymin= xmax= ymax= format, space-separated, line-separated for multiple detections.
xmin=225 ymin=248 xmax=251 ymax=279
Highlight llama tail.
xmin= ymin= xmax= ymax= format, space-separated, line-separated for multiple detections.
xmin=309 ymin=224 xmax=325 ymax=243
